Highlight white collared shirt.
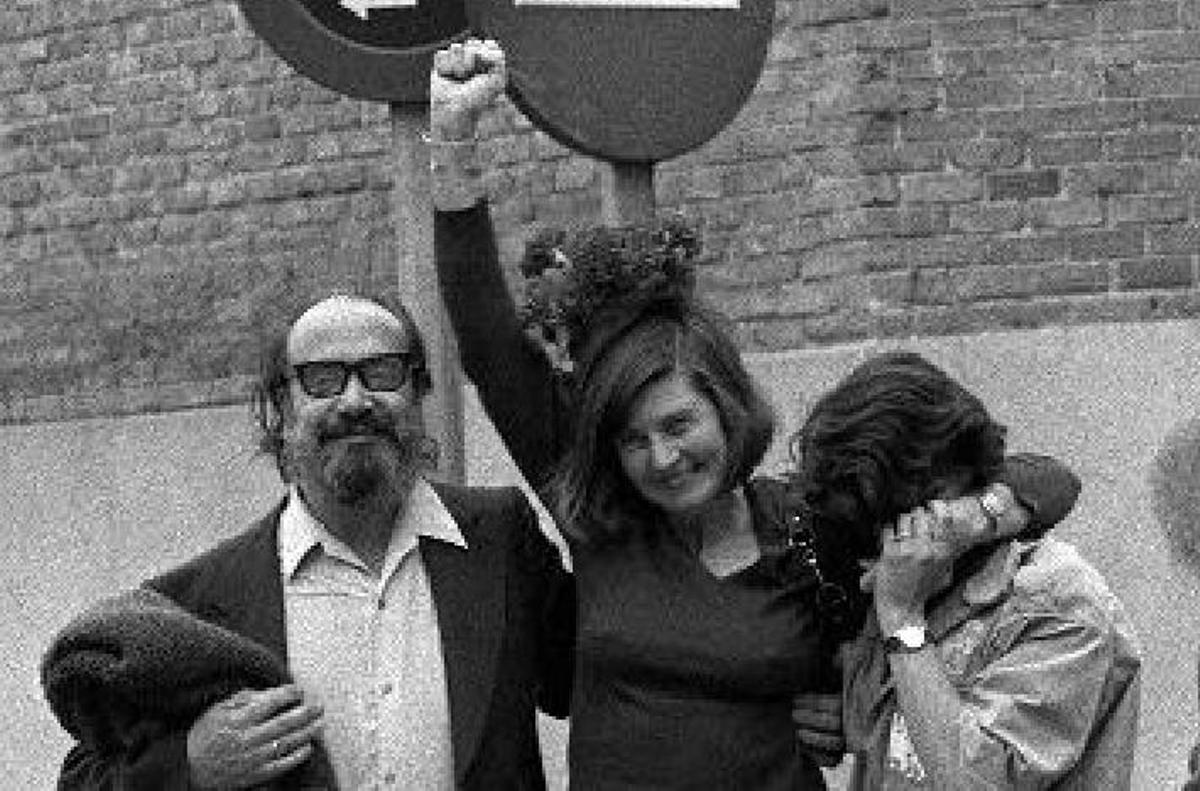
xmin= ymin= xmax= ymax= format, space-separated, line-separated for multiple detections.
xmin=278 ymin=479 xmax=465 ymax=791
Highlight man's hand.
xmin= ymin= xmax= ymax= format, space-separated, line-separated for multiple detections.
xmin=187 ymin=684 xmax=323 ymax=790
xmin=926 ymin=483 xmax=1028 ymax=549
xmin=792 ymin=692 xmax=845 ymax=767
xmin=867 ymin=507 xmax=956 ymax=635
xmin=926 ymin=495 xmax=991 ymax=546
xmin=431 ymin=38 xmax=507 ymax=140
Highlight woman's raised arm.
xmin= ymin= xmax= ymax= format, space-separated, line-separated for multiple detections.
xmin=430 ymin=40 xmax=568 ymax=489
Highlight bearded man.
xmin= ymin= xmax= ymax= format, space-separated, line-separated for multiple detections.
xmin=46 ymin=294 xmax=574 ymax=791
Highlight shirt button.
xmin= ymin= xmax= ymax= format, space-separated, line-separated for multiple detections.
xmin=380 ymin=681 xmax=393 ymax=695
xmin=384 ymin=771 xmax=397 ymax=785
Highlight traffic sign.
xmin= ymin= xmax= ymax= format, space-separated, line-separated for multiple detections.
xmin=467 ymin=0 xmax=774 ymax=162
xmin=236 ymin=0 xmax=469 ymax=102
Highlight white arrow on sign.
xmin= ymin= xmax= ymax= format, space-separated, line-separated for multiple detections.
xmin=514 ymin=0 xmax=737 ymax=6
xmin=338 ymin=0 xmax=417 ymax=20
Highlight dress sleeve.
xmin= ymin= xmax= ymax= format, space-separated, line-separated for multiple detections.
xmin=997 ymin=454 xmax=1081 ymax=528
xmin=508 ymin=488 xmax=575 ymax=718
xmin=434 ymin=202 xmax=568 ymax=490
xmin=951 ymin=611 xmax=1121 ymax=789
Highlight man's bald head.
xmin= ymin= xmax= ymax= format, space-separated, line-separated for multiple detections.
xmin=287 ymin=295 xmax=410 ymax=367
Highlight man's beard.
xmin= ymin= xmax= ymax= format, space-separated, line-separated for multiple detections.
xmin=323 ymin=440 xmax=393 ymax=503
xmin=313 ymin=411 xmax=427 ymax=505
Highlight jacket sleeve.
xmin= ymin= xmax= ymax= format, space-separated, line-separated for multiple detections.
xmin=434 ymin=201 xmax=569 ymax=490
xmin=509 ymin=489 xmax=575 ymax=718
xmin=997 ymin=453 xmax=1082 ymax=529
xmin=949 ymin=609 xmax=1132 ymax=788
xmin=58 ymin=730 xmax=192 ymax=791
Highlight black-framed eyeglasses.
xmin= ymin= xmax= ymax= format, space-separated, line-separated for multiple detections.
xmin=289 ymin=353 xmax=414 ymax=398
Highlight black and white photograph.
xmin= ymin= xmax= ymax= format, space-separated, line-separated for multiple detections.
xmin=4 ymin=0 xmax=1198 ymax=787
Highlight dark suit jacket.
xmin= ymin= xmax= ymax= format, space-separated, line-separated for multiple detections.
xmin=58 ymin=481 xmax=575 ymax=791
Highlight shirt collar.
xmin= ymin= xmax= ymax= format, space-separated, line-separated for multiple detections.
xmin=278 ymin=478 xmax=467 ymax=579
xmin=407 ymin=478 xmax=469 ymax=548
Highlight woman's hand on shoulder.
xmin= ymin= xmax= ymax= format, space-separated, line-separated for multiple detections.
xmin=792 ymin=691 xmax=845 ymax=767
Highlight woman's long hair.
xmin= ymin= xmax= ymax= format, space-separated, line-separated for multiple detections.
xmin=790 ymin=351 xmax=1008 ymax=563
xmin=548 ymin=296 xmax=774 ymax=545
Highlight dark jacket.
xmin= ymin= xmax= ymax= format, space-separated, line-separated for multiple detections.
xmin=55 ymin=481 xmax=575 ymax=791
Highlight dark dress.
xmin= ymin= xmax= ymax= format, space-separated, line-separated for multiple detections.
xmin=567 ymin=477 xmax=839 ymax=790
xmin=433 ymin=202 xmax=1080 ymax=790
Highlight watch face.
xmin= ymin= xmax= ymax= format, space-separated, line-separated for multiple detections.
xmin=980 ymin=484 xmax=1014 ymax=516
xmin=894 ymin=625 xmax=927 ymax=649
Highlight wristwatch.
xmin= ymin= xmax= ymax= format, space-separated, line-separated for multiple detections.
xmin=883 ymin=623 xmax=928 ymax=655
xmin=977 ymin=483 xmax=1014 ymax=535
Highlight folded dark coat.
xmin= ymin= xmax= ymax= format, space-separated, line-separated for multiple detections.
xmin=41 ymin=587 xmax=312 ymax=771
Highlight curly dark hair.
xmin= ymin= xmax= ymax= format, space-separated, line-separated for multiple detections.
xmin=547 ymin=294 xmax=775 ymax=545
xmin=789 ymin=351 xmax=1007 ymax=563
xmin=250 ymin=294 xmax=433 ymax=480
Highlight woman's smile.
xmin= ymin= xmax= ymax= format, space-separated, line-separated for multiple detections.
xmin=617 ymin=373 xmax=729 ymax=515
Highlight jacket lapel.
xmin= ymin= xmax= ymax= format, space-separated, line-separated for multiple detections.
xmin=420 ymin=491 xmax=507 ymax=786
xmin=186 ymin=506 xmax=340 ymax=789
xmin=193 ymin=507 xmax=289 ymax=663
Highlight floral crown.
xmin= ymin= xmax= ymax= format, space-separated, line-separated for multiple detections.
xmin=518 ymin=217 xmax=702 ymax=376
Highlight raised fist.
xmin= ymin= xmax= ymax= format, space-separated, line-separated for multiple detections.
xmin=431 ymin=38 xmax=507 ymax=140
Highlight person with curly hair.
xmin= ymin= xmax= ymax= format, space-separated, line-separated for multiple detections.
xmin=429 ymin=39 xmax=1082 ymax=788
xmin=793 ymin=351 xmax=1141 ymax=789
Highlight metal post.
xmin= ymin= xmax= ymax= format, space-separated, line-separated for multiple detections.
xmin=389 ymin=101 xmax=465 ymax=483
xmin=600 ymin=160 xmax=656 ymax=226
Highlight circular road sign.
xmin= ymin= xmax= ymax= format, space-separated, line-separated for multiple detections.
xmin=467 ymin=0 xmax=774 ymax=163
xmin=237 ymin=0 xmax=468 ymax=102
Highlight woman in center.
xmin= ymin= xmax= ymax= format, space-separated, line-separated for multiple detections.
xmin=428 ymin=40 xmax=1080 ymax=789
xmin=547 ymin=290 xmax=838 ymax=787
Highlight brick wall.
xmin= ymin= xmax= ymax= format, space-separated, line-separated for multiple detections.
xmin=661 ymin=0 xmax=1200 ymax=349
xmin=0 ymin=1 xmax=404 ymax=422
xmin=3 ymin=0 xmax=1199 ymax=422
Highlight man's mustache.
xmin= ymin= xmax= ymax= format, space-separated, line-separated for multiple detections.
xmin=317 ymin=412 xmax=402 ymax=443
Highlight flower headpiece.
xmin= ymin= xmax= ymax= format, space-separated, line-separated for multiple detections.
xmin=518 ymin=217 xmax=702 ymax=376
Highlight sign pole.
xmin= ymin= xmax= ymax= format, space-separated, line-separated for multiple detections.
xmin=389 ymin=101 xmax=466 ymax=483
xmin=600 ymin=161 xmax=655 ymax=226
